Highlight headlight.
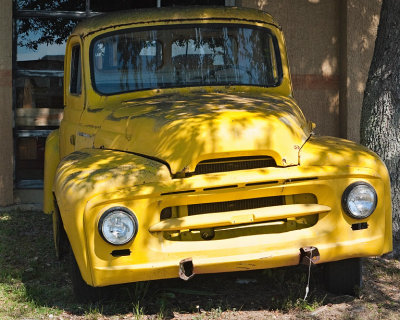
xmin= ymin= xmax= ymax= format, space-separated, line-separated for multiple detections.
xmin=342 ymin=182 xmax=377 ymax=219
xmin=99 ymin=207 xmax=138 ymax=245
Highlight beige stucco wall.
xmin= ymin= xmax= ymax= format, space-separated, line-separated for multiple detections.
xmin=239 ymin=0 xmax=381 ymax=141
xmin=345 ymin=0 xmax=381 ymax=142
xmin=0 ymin=0 xmax=14 ymax=206
xmin=241 ymin=0 xmax=341 ymax=137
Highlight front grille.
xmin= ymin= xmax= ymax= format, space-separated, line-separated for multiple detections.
xmin=188 ymin=196 xmax=284 ymax=215
xmin=194 ymin=156 xmax=277 ymax=175
xmin=160 ymin=193 xmax=319 ymax=241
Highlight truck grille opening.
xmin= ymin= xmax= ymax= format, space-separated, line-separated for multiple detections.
xmin=188 ymin=196 xmax=284 ymax=215
xmin=194 ymin=156 xmax=277 ymax=175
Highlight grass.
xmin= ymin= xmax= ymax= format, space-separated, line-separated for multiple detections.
xmin=0 ymin=209 xmax=399 ymax=319
xmin=0 ymin=210 xmax=69 ymax=319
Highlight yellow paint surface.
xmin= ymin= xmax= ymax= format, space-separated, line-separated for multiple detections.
xmin=44 ymin=6 xmax=392 ymax=287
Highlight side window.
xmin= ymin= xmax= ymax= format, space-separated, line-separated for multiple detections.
xmin=70 ymin=45 xmax=82 ymax=94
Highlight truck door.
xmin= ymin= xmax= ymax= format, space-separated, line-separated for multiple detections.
xmin=60 ymin=36 xmax=85 ymax=158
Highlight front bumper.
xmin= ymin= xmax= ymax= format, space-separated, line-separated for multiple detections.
xmin=77 ymin=165 xmax=391 ymax=287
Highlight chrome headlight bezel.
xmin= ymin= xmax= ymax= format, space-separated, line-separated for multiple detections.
xmin=342 ymin=182 xmax=378 ymax=219
xmin=98 ymin=207 xmax=138 ymax=246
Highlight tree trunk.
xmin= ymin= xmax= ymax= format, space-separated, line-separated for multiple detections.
xmin=361 ymin=0 xmax=400 ymax=242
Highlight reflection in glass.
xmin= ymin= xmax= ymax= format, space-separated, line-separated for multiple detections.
xmin=16 ymin=0 xmax=85 ymax=11
xmin=16 ymin=18 xmax=77 ymax=111
xmin=92 ymin=25 xmax=281 ymax=94
xmin=15 ymin=16 xmax=76 ymax=186
xmin=17 ymin=17 xmax=77 ymax=51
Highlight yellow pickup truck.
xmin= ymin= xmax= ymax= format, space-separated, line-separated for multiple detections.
xmin=43 ymin=6 xmax=392 ymax=301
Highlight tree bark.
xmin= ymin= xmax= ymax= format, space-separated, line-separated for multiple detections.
xmin=361 ymin=0 xmax=400 ymax=241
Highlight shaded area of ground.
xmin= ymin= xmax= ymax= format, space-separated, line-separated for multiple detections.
xmin=0 ymin=209 xmax=399 ymax=319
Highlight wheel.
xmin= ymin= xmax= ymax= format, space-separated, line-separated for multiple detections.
xmin=68 ymin=247 xmax=104 ymax=303
xmin=54 ymin=199 xmax=107 ymax=302
xmin=324 ymin=258 xmax=362 ymax=296
xmin=52 ymin=200 xmax=69 ymax=260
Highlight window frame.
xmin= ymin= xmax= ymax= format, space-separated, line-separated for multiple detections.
xmin=89 ymin=23 xmax=284 ymax=96
xmin=70 ymin=44 xmax=82 ymax=95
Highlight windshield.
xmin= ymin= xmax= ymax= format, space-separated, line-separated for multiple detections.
xmin=91 ymin=24 xmax=282 ymax=94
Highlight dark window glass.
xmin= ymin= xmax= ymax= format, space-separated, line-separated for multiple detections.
xmin=70 ymin=45 xmax=82 ymax=94
xmin=162 ymin=0 xmax=224 ymax=6
xmin=16 ymin=136 xmax=46 ymax=187
xmin=91 ymin=25 xmax=281 ymax=94
xmin=91 ymin=0 xmax=157 ymax=11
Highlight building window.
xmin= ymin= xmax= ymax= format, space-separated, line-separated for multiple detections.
xmin=15 ymin=16 xmax=74 ymax=188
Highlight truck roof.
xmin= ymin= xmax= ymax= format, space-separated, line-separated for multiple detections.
xmin=72 ymin=6 xmax=280 ymax=37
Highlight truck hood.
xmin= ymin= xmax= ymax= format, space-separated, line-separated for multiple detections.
xmin=94 ymin=92 xmax=311 ymax=174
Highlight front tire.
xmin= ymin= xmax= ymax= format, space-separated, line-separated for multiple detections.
xmin=324 ymin=258 xmax=362 ymax=296
xmin=68 ymin=247 xmax=104 ymax=303
xmin=52 ymin=200 xmax=69 ymax=260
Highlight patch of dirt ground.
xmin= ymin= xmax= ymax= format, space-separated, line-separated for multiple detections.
xmin=52 ymin=258 xmax=400 ymax=320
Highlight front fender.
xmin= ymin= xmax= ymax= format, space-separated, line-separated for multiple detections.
xmin=54 ymin=148 xmax=171 ymax=285
xmin=300 ymin=135 xmax=392 ymax=254
xmin=43 ymin=130 xmax=60 ymax=214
